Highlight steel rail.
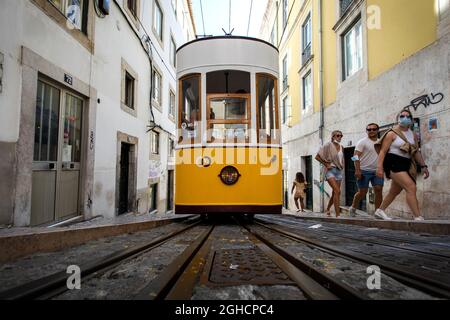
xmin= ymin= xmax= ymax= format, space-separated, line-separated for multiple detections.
xmin=0 ymin=219 xmax=202 ymax=300
xmin=134 ymin=225 xmax=215 ymax=300
xmin=259 ymin=215 xmax=450 ymax=259
xmin=240 ymin=222 xmax=366 ymax=300
xmin=254 ymin=220 xmax=450 ymax=299
xmin=245 ymin=232 xmax=339 ymax=300
xmin=279 ymin=215 xmax=450 ymax=247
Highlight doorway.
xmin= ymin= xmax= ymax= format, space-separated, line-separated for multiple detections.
xmin=344 ymin=147 xmax=366 ymax=210
xmin=282 ymin=170 xmax=289 ymax=209
xmin=31 ymin=80 xmax=84 ymax=226
xmin=167 ymin=170 xmax=174 ymax=212
xmin=119 ymin=142 xmax=131 ymax=215
xmin=303 ymin=156 xmax=313 ymax=210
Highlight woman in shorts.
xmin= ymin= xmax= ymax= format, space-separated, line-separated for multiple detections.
xmin=315 ymin=131 xmax=345 ymax=217
xmin=375 ymin=109 xmax=429 ymax=221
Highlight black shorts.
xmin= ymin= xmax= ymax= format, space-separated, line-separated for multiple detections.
xmin=383 ymin=153 xmax=411 ymax=179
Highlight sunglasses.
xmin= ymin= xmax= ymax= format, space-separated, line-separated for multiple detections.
xmin=366 ymin=128 xmax=379 ymax=132
xmin=335 ymin=134 xmax=343 ymax=138
xmin=399 ymin=115 xmax=412 ymax=119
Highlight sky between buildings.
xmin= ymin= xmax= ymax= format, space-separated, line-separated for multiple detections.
xmin=191 ymin=0 xmax=269 ymax=38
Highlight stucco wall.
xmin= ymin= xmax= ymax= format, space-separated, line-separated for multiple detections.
xmin=285 ymin=33 xmax=450 ymax=219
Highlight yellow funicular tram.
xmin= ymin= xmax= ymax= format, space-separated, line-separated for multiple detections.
xmin=175 ymin=36 xmax=282 ymax=215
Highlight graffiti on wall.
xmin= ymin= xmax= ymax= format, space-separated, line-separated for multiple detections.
xmin=404 ymin=93 xmax=444 ymax=111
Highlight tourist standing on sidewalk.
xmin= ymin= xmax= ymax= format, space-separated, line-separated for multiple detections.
xmin=349 ymin=123 xmax=384 ymax=217
xmin=315 ymin=131 xmax=345 ymax=217
xmin=291 ymin=172 xmax=308 ymax=212
xmin=375 ymin=109 xmax=429 ymax=221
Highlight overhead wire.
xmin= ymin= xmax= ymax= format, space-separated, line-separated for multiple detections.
xmin=229 ymin=0 xmax=231 ymax=33
xmin=200 ymin=0 xmax=206 ymax=36
xmin=247 ymin=0 xmax=253 ymax=37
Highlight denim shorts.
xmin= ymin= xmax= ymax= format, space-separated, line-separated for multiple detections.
xmin=357 ymin=170 xmax=384 ymax=189
xmin=325 ymin=167 xmax=343 ymax=181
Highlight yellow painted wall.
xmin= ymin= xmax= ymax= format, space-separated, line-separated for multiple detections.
xmin=278 ymin=0 xmax=316 ymax=125
xmin=321 ymin=0 xmax=337 ymax=108
xmin=367 ymin=0 xmax=438 ymax=80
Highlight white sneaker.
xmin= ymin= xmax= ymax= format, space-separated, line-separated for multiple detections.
xmin=374 ymin=209 xmax=392 ymax=220
xmin=349 ymin=207 xmax=357 ymax=217
xmin=414 ymin=216 xmax=425 ymax=221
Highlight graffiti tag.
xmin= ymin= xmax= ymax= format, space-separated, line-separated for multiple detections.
xmin=89 ymin=131 xmax=95 ymax=150
xmin=405 ymin=93 xmax=444 ymax=111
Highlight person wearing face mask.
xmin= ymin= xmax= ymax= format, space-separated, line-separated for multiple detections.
xmin=315 ymin=130 xmax=344 ymax=217
xmin=375 ymin=109 xmax=429 ymax=221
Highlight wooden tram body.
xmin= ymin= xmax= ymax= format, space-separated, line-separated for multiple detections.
xmin=175 ymin=36 xmax=282 ymax=215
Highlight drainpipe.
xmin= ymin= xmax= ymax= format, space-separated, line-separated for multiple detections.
xmin=318 ymin=0 xmax=325 ymax=212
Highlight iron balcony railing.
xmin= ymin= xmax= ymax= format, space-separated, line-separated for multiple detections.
xmin=302 ymin=43 xmax=312 ymax=65
xmin=340 ymin=0 xmax=355 ymax=17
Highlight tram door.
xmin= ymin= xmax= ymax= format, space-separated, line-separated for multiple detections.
xmin=32 ymin=80 xmax=83 ymax=226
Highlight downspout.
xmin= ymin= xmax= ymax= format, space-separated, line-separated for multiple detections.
xmin=318 ymin=0 xmax=325 ymax=212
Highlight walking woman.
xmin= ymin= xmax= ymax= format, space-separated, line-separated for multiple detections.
xmin=375 ymin=109 xmax=429 ymax=220
xmin=291 ymin=172 xmax=308 ymax=212
xmin=315 ymin=131 xmax=345 ymax=217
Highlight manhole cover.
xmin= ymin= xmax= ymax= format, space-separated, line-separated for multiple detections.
xmin=207 ymin=248 xmax=293 ymax=286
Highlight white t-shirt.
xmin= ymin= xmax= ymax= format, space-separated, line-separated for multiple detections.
xmin=355 ymin=137 xmax=379 ymax=171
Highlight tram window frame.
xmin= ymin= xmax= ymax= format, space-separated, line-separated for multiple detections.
xmin=178 ymin=74 xmax=201 ymax=145
xmin=206 ymin=93 xmax=251 ymax=144
xmin=256 ymin=73 xmax=280 ymax=144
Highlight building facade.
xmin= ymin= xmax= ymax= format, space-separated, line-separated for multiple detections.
xmin=0 ymin=0 xmax=196 ymax=227
xmin=260 ymin=0 xmax=450 ymax=219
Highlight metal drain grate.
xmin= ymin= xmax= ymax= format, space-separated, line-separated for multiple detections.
xmin=207 ymin=248 xmax=293 ymax=286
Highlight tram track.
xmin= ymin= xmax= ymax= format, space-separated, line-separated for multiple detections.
xmin=0 ymin=218 xmax=203 ymax=300
xmin=260 ymin=215 xmax=450 ymax=258
xmin=252 ymin=218 xmax=450 ymax=299
xmin=137 ymin=217 xmax=376 ymax=300
xmin=1 ymin=216 xmax=446 ymax=300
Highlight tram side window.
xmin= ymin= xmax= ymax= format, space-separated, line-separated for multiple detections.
xmin=257 ymin=74 xmax=280 ymax=143
xmin=179 ymin=75 xmax=200 ymax=144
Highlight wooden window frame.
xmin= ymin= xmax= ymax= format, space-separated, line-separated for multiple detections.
xmin=153 ymin=0 xmax=164 ymax=46
xmin=169 ymin=88 xmax=176 ymax=120
xmin=206 ymin=93 xmax=251 ymax=144
xmin=124 ymin=71 xmax=135 ymax=110
xmin=152 ymin=67 xmax=163 ymax=109
xmin=124 ymin=0 xmax=141 ymax=29
xmin=121 ymin=58 xmax=138 ymax=117
xmin=256 ymin=73 xmax=280 ymax=144
xmin=178 ymin=74 xmax=201 ymax=145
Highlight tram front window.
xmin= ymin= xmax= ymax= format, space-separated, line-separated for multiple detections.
xmin=257 ymin=74 xmax=280 ymax=144
xmin=179 ymin=75 xmax=200 ymax=144
xmin=207 ymin=96 xmax=250 ymax=143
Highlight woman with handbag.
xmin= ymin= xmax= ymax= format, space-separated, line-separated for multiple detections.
xmin=315 ymin=130 xmax=345 ymax=217
xmin=375 ymin=109 xmax=430 ymax=221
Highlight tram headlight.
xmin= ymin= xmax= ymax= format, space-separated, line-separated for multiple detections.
xmin=219 ymin=166 xmax=241 ymax=185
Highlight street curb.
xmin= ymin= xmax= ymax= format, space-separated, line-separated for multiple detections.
xmin=0 ymin=216 xmax=193 ymax=263
xmin=285 ymin=213 xmax=450 ymax=235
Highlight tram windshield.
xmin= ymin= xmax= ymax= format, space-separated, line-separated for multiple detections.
xmin=207 ymin=96 xmax=250 ymax=142
xmin=179 ymin=74 xmax=200 ymax=144
xmin=206 ymin=70 xmax=251 ymax=143
xmin=257 ymin=74 xmax=279 ymax=143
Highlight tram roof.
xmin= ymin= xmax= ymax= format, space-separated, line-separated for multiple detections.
xmin=176 ymin=36 xmax=279 ymax=54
